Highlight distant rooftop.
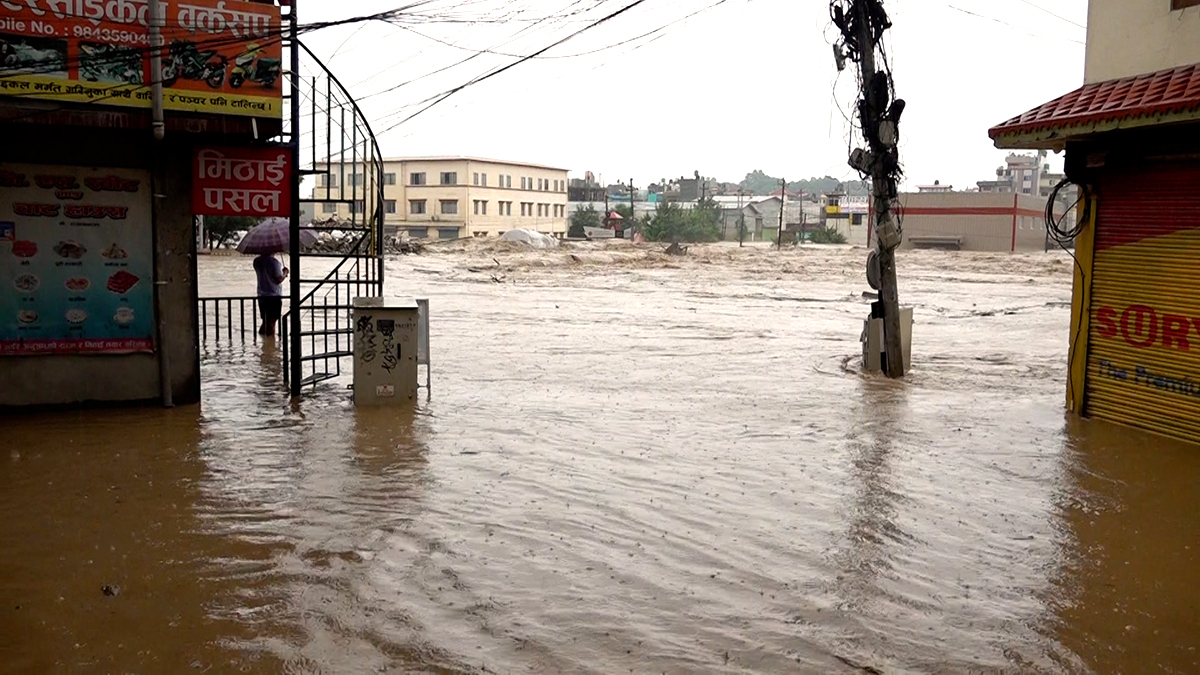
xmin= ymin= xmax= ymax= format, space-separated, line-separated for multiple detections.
xmin=711 ymin=195 xmax=778 ymax=207
xmin=379 ymin=156 xmax=569 ymax=172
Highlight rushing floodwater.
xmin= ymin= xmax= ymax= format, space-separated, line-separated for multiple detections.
xmin=3 ymin=242 xmax=1198 ymax=674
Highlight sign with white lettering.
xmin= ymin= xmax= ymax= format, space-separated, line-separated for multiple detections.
xmin=0 ymin=163 xmax=155 ymax=355
xmin=0 ymin=0 xmax=282 ymax=118
xmin=191 ymin=145 xmax=291 ymax=217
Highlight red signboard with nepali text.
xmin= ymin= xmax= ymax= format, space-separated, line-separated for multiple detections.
xmin=191 ymin=145 xmax=291 ymax=217
xmin=0 ymin=0 xmax=282 ymax=117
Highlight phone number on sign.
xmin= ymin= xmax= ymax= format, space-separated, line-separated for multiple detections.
xmin=72 ymin=25 xmax=150 ymax=45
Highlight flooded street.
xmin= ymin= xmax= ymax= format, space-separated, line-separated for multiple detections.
xmin=3 ymin=242 xmax=1198 ymax=673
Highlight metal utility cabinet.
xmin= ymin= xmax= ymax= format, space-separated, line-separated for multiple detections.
xmin=862 ymin=306 xmax=913 ymax=374
xmin=352 ymin=297 xmax=419 ymax=405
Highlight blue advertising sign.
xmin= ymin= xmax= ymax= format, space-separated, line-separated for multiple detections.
xmin=0 ymin=164 xmax=155 ymax=355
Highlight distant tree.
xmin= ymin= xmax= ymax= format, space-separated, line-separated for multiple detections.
xmin=739 ymin=172 xmax=870 ymax=198
xmin=568 ymin=204 xmax=601 ymax=238
xmin=205 ymin=215 xmax=258 ymax=249
xmin=741 ymin=169 xmax=778 ymax=196
xmin=643 ymin=202 xmax=720 ymax=243
xmin=809 ymin=226 xmax=848 ymax=244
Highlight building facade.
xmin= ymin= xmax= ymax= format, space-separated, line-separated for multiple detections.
xmin=822 ymin=192 xmax=870 ymax=245
xmin=991 ymin=0 xmax=1200 ymax=443
xmin=711 ymin=195 xmax=808 ymax=242
xmin=976 ymin=153 xmax=1046 ymax=196
xmin=1084 ymin=0 xmax=1200 ymax=83
xmin=886 ymin=192 xmax=1048 ymax=252
xmin=312 ymin=157 xmax=569 ymax=239
xmin=1 ymin=0 xmax=283 ymax=408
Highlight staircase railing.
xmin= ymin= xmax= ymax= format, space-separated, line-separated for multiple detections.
xmin=280 ymin=6 xmax=385 ymax=395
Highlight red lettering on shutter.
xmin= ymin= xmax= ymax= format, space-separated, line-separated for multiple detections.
xmin=1160 ymin=314 xmax=1191 ymax=351
xmin=1096 ymin=306 xmax=1118 ymax=338
xmin=1120 ymin=305 xmax=1158 ymax=349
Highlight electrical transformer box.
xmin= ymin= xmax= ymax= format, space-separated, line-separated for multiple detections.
xmin=352 ymin=297 xmax=419 ymax=405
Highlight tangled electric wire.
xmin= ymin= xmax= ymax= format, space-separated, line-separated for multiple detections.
xmin=1044 ymin=178 xmax=1087 ymax=246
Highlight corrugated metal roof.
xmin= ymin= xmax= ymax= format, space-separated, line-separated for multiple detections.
xmin=989 ymin=63 xmax=1200 ymax=147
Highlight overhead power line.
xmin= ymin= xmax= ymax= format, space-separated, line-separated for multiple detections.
xmin=948 ymin=5 xmax=1085 ymax=45
xmin=376 ymin=0 xmax=665 ymax=136
xmin=1012 ymin=0 xmax=1087 ymax=30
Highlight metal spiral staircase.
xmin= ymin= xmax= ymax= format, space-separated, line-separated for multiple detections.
xmin=280 ymin=5 xmax=385 ymax=395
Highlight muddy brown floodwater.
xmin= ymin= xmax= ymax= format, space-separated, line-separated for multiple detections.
xmin=2 ymin=241 xmax=1198 ymax=674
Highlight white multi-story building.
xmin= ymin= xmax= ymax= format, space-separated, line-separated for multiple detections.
xmin=310 ymin=156 xmax=570 ymax=239
xmin=977 ymin=153 xmax=1047 ymax=196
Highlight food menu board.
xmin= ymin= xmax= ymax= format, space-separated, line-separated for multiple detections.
xmin=0 ymin=163 xmax=154 ymax=355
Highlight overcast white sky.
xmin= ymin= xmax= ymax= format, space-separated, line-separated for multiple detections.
xmin=299 ymin=0 xmax=1088 ymax=189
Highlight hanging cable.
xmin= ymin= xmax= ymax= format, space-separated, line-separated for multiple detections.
xmin=1045 ymin=178 xmax=1087 ymax=245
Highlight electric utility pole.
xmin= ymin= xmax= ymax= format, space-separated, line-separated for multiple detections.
xmin=839 ymin=0 xmax=905 ymax=377
xmin=628 ymin=179 xmax=635 ymax=238
xmin=737 ymin=189 xmax=745 ymax=247
xmin=776 ymin=178 xmax=785 ymax=249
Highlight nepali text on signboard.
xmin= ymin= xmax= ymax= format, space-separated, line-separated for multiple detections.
xmin=0 ymin=163 xmax=155 ymax=355
xmin=191 ymin=145 xmax=291 ymax=217
xmin=0 ymin=0 xmax=282 ymax=118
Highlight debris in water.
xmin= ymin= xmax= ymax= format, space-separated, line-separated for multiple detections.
xmin=833 ymin=654 xmax=882 ymax=674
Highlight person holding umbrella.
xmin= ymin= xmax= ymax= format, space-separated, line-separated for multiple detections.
xmin=252 ymin=253 xmax=287 ymax=336
xmin=237 ymin=217 xmax=314 ymax=337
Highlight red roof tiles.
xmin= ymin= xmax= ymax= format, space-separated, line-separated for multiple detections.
xmin=989 ymin=63 xmax=1200 ymax=141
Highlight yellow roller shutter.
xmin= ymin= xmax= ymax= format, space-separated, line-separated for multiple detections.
xmin=1085 ymin=160 xmax=1200 ymax=443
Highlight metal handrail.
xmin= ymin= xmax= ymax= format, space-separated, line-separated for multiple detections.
xmin=199 ymin=296 xmax=290 ymax=344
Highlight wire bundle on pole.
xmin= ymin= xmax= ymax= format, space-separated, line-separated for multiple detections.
xmin=829 ymin=0 xmax=904 ymax=251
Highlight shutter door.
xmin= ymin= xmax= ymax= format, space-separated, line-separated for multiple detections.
xmin=1085 ymin=160 xmax=1200 ymax=442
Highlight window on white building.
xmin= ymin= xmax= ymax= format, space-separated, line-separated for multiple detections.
xmin=384 ymin=173 xmax=396 ymax=185
xmin=410 ymin=200 xmax=426 ymax=215
xmin=440 ymin=172 xmax=457 ymax=186
xmin=440 ymin=200 xmax=458 ymax=215
xmin=473 ymin=172 xmax=480 ymax=186
xmin=320 ymin=174 xmax=337 ymax=187
xmin=480 ymin=173 xmax=487 ymax=187
xmin=384 ymin=200 xmax=397 ymax=214
xmin=473 ymin=200 xmax=488 ymax=215
xmin=350 ymin=200 xmax=364 ymax=214
xmin=322 ymin=202 xmax=337 ymax=213
xmin=410 ymin=172 xmax=426 ymax=185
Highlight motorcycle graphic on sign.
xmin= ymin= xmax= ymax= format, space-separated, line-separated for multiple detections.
xmin=230 ymin=43 xmax=280 ymax=90
xmin=161 ymin=39 xmax=227 ymax=90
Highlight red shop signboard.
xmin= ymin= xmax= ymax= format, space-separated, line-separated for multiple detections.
xmin=192 ymin=146 xmax=293 ymax=217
